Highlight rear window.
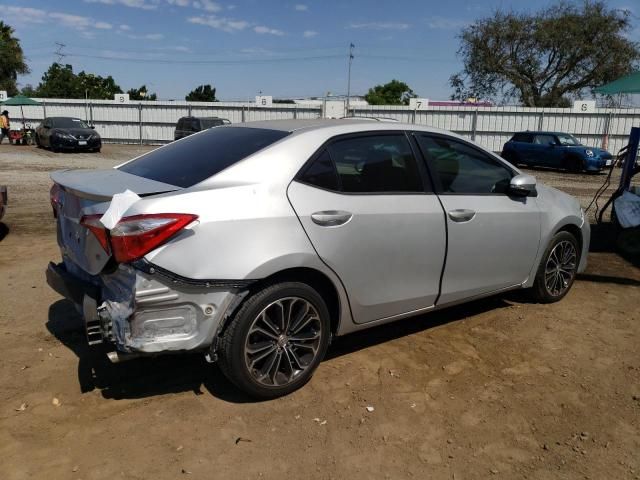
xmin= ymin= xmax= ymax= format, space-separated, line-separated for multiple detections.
xmin=119 ymin=127 xmax=289 ymax=187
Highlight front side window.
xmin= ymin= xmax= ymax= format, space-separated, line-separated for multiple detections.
xmin=326 ymin=134 xmax=424 ymax=193
xmin=556 ymin=133 xmax=581 ymax=146
xmin=417 ymin=135 xmax=513 ymax=194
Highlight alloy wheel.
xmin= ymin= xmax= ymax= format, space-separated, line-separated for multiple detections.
xmin=244 ymin=297 xmax=323 ymax=387
xmin=544 ymin=240 xmax=577 ymax=297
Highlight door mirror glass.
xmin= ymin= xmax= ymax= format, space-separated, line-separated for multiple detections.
xmin=509 ymin=174 xmax=537 ymax=197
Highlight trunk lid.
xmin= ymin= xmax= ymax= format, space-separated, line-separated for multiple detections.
xmin=51 ymin=169 xmax=179 ymax=275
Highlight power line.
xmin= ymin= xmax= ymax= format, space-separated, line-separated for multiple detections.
xmin=64 ymin=52 xmax=346 ymax=65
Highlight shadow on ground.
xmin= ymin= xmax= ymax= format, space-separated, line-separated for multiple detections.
xmin=47 ymin=295 xmax=512 ymax=403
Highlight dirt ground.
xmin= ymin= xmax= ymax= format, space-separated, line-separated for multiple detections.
xmin=0 ymin=144 xmax=639 ymax=480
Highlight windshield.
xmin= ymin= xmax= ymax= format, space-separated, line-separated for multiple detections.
xmin=556 ymin=134 xmax=581 ymax=146
xmin=118 ymin=127 xmax=289 ymax=188
xmin=200 ymin=119 xmax=224 ymax=129
xmin=51 ymin=118 xmax=90 ymax=129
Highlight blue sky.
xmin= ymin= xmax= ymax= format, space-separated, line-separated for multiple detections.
xmin=2 ymin=0 xmax=639 ymax=101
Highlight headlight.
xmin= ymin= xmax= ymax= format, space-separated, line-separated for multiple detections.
xmin=585 ymin=149 xmax=594 ymax=157
xmin=55 ymin=131 xmax=73 ymax=139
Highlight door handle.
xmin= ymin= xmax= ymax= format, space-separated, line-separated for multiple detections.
xmin=311 ymin=210 xmax=353 ymax=227
xmin=448 ymin=209 xmax=476 ymax=223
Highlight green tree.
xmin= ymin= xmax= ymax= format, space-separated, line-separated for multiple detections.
xmin=185 ymin=84 xmax=217 ymax=102
xmin=364 ymin=79 xmax=416 ymax=105
xmin=77 ymin=71 xmax=123 ymax=99
xmin=36 ymin=64 xmax=79 ymax=98
xmin=34 ymin=63 xmax=123 ymax=99
xmin=450 ymin=1 xmax=640 ymax=107
xmin=127 ymin=85 xmax=157 ymax=101
xmin=0 ymin=21 xmax=30 ymax=96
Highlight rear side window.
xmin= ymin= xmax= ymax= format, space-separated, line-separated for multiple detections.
xmin=299 ymin=150 xmax=340 ymax=191
xmin=200 ymin=119 xmax=224 ymax=129
xmin=327 ymin=134 xmax=424 ymax=193
xmin=511 ymin=133 xmax=532 ymax=143
xmin=119 ymin=127 xmax=289 ymax=188
xmin=533 ymin=134 xmax=557 ymax=145
xmin=417 ymin=135 xmax=513 ymax=194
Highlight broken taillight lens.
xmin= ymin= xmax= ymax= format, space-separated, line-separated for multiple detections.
xmin=109 ymin=213 xmax=198 ymax=263
xmin=80 ymin=214 xmax=111 ymax=254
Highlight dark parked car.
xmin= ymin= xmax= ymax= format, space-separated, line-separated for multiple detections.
xmin=0 ymin=185 xmax=6 ymax=221
xmin=35 ymin=117 xmax=101 ymax=153
xmin=174 ymin=116 xmax=230 ymax=140
xmin=502 ymin=131 xmax=613 ymax=172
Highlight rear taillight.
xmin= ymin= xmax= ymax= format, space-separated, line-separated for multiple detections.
xmin=109 ymin=213 xmax=198 ymax=263
xmin=80 ymin=214 xmax=111 ymax=253
xmin=50 ymin=184 xmax=62 ymax=217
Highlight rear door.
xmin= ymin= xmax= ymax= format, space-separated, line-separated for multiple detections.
xmin=287 ymin=132 xmax=447 ymax=324
xmin=414 ymin=134 xmax=541 ymax=304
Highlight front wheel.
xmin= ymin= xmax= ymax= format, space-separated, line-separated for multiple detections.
xmin=530 ymin=231 xmax=579 ymax=303
xmin=218 ymin=282 xmax=331 ymax=399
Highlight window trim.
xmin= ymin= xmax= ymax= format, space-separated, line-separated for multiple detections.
xmin=412 ymin=132 xmax=517 ymax=197
xmin=294 ymin=130 xmax=434 ymax=196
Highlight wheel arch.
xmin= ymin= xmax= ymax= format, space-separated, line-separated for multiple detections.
xmin=218 ymin=266 xmax=346 ymax=341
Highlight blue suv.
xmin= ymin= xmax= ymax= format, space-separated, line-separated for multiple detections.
xmin=501 ymin=131 xmax=613 ymax=173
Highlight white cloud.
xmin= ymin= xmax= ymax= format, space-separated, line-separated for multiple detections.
xmin=0 ymin=5 xmax=48 ymax=24
xmin=254 ymin=25 xmax=284 ymax=36
xmin=119 ymin=24 xmax=132 ymax=31
xmin=95 ymin=21 xmax=113 ymax=29
xmin=294 ymin=4 xmax=308 ymax=11
xmin=125 ymin=32 xmax=165 ymax=40
xmin=167 ymin=0 xmax=190 ymax=5
xmin=426 ymin=16 xmax=468 ymax=30
xmin=303 ymin=30 xmax=317 ymax=38
xmin=348 ymin=22 xmax=410 ymax=30
xmin=188 ymin=15 xmax=249 ymax=32
xmin=83 ymin=0 xmax=158 ymax=10
xmin=192 ymin=0 xmax=222 ymax=11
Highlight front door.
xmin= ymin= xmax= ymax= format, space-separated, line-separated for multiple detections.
xmin=415 ymin=134 xmax=542 ymax=305
xmin=287 ymin=133 xmax=447 ymax=324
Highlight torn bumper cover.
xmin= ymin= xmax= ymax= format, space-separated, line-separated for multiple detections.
xmin=46 ymin=260 xmax=251 ymax=354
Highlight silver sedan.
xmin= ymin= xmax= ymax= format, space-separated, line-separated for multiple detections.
xmin=46 ymin=119 xmax=589 ymax=398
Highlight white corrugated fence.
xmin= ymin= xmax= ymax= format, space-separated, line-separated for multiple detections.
xmin=4 ymin=98 xmax=639 ymax=155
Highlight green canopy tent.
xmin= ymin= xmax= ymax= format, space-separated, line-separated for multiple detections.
xmin=1 ymin=94 xmax=42 ymax=129
xmin=595 ymin=71 xmax=640 ymax=95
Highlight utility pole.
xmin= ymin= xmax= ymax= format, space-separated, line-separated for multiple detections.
xmin=346 ymin=43 xmax=355 ymax=117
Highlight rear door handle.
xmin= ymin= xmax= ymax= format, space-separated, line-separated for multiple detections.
xmin=311 ymin=210 xmax=353 ymax=227
xmin=448 ymin=209 xmax=476 ymax=223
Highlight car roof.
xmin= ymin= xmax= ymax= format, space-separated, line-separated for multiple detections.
xmin=515 ymin=131 xmax=571 ymax=136
xmin=46 ymin=116 xmax=83 ymax=120
xmin=231 ymin=118 xmax=455 ymax=136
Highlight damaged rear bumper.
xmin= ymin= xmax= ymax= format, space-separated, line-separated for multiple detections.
xmin=46 ymin=260 xmax=250 ymax=355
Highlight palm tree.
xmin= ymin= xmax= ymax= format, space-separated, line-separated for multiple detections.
xmin=0 ymin=21 xmax=30 ymax=96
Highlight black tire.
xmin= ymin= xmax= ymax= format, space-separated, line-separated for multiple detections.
xmin=530 ymin=231 xmax=580 ymax=303
xmin=35 ymin=134 xmax=41 ymax=147
xmin=218 ymin=281 xmax=331 ymax=399
xmin=565 ymin=155 xmax=583 ymax=173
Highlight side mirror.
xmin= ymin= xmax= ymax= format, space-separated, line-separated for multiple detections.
xmin=548 ymin=141 xmax=556 ymax=146
xmin=509 ymin=174 xmax=537 ymax=197
xmin=90 ymin=125 xmax=95 ymax=129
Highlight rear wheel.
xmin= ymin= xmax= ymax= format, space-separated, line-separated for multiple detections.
xmin=530 ymin=231 xmax=579 ymax=303
xmin=218 ymin=282 xmax=331 ymax=399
